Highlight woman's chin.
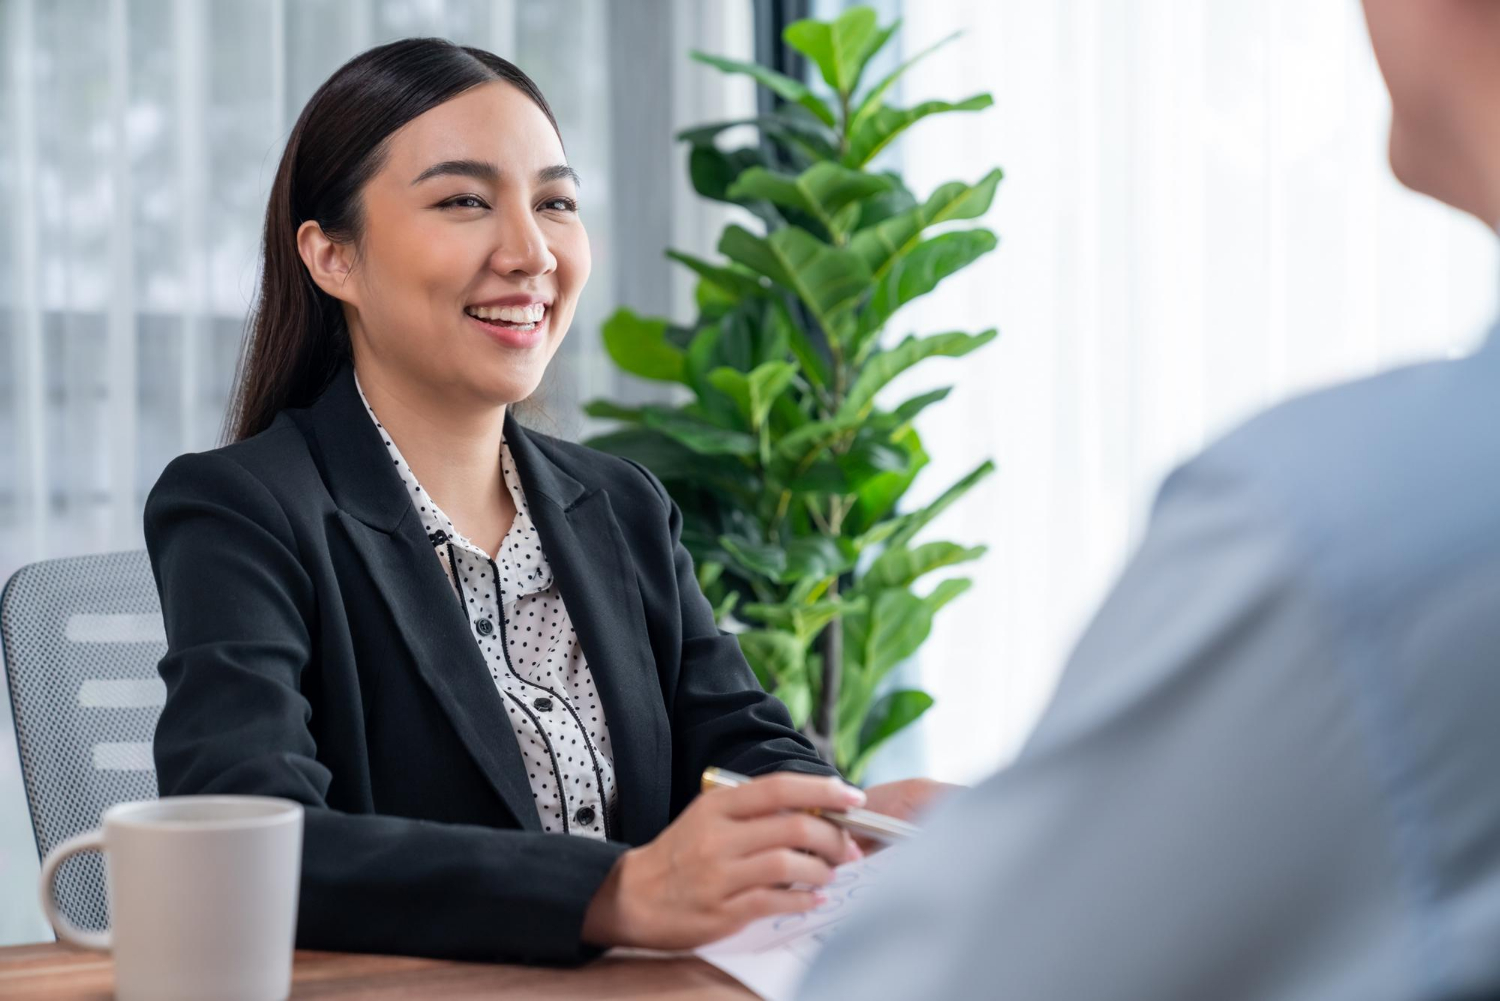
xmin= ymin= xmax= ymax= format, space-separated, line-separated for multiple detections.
xmin=468 ymin=370 xmax=546 ymax=410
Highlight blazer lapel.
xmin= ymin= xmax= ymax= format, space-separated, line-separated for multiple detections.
xmin=296 ymin=366 xmax=540 ymax=832
xmin=507 ymin=419 xmax=673 ymax=847
xmin=338 ymin=510 xmax=542 ymax=831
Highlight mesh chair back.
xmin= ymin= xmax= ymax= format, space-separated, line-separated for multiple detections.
xmin=1 ymin=550 xmax=166 ymax=932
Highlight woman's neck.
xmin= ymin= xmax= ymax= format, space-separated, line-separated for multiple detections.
xmin=353 ymin=360 xmax=515 ymax=557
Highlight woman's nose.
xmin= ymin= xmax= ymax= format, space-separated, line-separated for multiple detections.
xmin=487 ymin=205 xmax=557 ymax=277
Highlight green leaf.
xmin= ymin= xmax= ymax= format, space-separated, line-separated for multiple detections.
xmin=840 ymin=329 xmax=998 ymax=421
xmin=786 ymin=458 xmax=850 ymax=494
xmin=854 ymin=231 xmax=999 ymax=353
xmin=854 ymin=174 xmax=920 ymax=232
xmin=835 ymin=668 xmax=874 ymax=765
xmin=737 ymin=630 xmax=805 ymax=688
xmin=867 ymin=387 xmax=953 ymax=433
xmin=727 ymin=163 xmax=895 ymax=239
xmin=686 ymin=324 xmax=747 ymax=429
xmin=863 ymin=541 xmax=987 ymax=592
xmin=784 ymin=535 xmax=859 ymax=580
xmin=601 ymin=308 xmax=686 ymax=383
xmin=707 ymin=368 xmax=752 ymax=424
xmin=741 ymin=598 xmax=860 ymax=645
xmin=850 ymin=29 xmax=963 ymax=133
xmin=676 ymin=114 xmax=839 ymax=162
xmin=712 ymin=589 xmax=740 ymax=623
xmin=783 ymin=7 xmax=880 ymax=97
xmin=582 ymin=400 xmax=646 ymax=423
xmin=641 ymin=409 xmax=757 ymax=456
xmin=696 ymin=277 xmax=737 ymax=319
xmin=688 ymin=144 xmax=768 ymax=207
xmin=774 ymin=678 xmax=814 ymax=729
xmin=666 ymin=250 xmax=769 ymax=299
xmin=719 ymin=225 xmax=872 ymax=340
xmin=690 ymin=51 xmax=837 ymax=127
xmin=923 ymin=576 xmax=973 ymax=615
xmin=748 ymin=361 xmax=798 ymax=430
xmin=720 ymin=537 xmax=788 ymax=582
xmin=837 ymin=434 xmax=911 ymax=491
xmin=844 ymin=93 xmax=994 ymax=169
xmin=774 ymin=298 xmax=831 ymax=391
xmin=849 ymin=425 xmax=928 ymax=534
xmin=851 ymin=588 xmax=932 ymax=681
xmin=888 ymin=460 xmax=997 ymax=550
xmin=851 ymin=168 xmax=1004 ymax=280
xmin=697 ymin=560 xmax=725 ymax=591
xmin=775 ymin=416 xmax=859 ymax=466
xmin=849 ymin=689 xmax=934 ymax=781
xmin=585 ymin=427 xmax=756 ymax=494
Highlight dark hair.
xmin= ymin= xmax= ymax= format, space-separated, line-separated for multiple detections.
xmin=224 ymin=38 xmax=564 ymax=443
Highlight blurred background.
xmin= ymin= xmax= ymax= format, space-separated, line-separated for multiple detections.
xmin=1 ymin=0 xmax=1495 ymax=943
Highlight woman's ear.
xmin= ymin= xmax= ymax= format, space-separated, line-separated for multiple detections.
xmin=296 ymin=219 xmax=360 ymax=306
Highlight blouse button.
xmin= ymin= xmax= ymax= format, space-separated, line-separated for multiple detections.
xmin=533 ymin=697 xmax=553 ymax=712
xmin=574 ymin=806 xmax=596 ymax=826
xmin=475 ymin=618 xmax=494 ymax=636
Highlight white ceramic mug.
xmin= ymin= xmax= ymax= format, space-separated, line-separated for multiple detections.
xmin=38 ymin=796 xmax=304 ymax=1001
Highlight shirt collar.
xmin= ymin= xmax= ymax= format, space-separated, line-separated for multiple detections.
xmin=353 ymin=370 xmax=554 ymax=600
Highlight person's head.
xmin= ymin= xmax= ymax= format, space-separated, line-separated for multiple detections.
xmin=1362 ymin=0 xmax=1500 ymax=227
xmin=227 ymin=37 xmax=588 ymax=442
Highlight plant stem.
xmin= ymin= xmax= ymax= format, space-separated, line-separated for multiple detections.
xmin=806 ymin=497 xmax=832 ymax=535
xmin=812 ymin=581 xmax=842 ymax=766
xmin=769 ymin=489 xmax=792 ymax=535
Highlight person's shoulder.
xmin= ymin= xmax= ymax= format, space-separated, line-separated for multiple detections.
xmin=516 ymin=423 xmax=668 ymax=508
xmin=146 ymin=413 xmax=317 ymax=523
xmin=1182 ymin=346 xmax=1500 ymax=588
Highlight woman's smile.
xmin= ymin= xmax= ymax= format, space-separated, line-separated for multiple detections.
xmin=463 ymin=302 xmax=550 ymax=350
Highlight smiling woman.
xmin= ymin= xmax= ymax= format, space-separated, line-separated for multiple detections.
xmin=142 ymin=37 xmax=950 ymax=967
xmin=228 ymin=43 xmax=581 ymax=441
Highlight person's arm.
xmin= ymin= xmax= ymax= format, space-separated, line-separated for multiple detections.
xmin=622 ymin=459 xmax=837 ymax=809
xmin=146 ymin=449 xmax=625 ymax=965
xmin=798 ymin=454 xmax=1411 ymax=1001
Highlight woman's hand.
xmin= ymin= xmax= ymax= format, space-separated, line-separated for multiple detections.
xmin=857 ymin=778 xmax=964 ymax=853
xmin=581 ymin=772 xmax=866 ymax=950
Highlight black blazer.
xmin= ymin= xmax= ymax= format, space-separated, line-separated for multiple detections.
xmin=144 ymin=363 xmax=832 ymax=965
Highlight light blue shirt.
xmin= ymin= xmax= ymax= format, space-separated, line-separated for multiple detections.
xmin=801 ymin=312 xmax=1500 ymax=1000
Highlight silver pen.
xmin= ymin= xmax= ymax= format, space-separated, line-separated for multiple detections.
xmin=701 ymin=767 xmax=920 ymax=844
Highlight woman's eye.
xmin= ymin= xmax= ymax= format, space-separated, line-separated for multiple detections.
xmin=443 ymin=195 xmax=488 ymax=210
xmin=542 ymin=196 xmax=578 ymax=213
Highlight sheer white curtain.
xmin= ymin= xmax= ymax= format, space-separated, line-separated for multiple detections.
xmin=891 ymin=0 xmax=1500 ymax=783
xmin=0 ymin=0 xmax=754 ymax=944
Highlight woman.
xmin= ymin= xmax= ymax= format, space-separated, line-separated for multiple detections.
xmin=146 ymin=37 xmax=948 ymax=965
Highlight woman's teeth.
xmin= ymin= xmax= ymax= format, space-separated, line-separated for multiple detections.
xmin=465 ymin=303 xmax=546 ymax=328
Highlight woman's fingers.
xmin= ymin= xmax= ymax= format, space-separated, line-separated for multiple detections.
xmin=727 ymin=811 xmax=859 ymax=868
xmin=721 ymin=885 xmax=825 ymax=927
xmin=714 ymin=772 xmax=865 ymax=820
xmin=721 ymin=847 xmax=838 ymax=897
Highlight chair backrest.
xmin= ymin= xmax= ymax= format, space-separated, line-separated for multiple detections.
xmin=1 ymin=550 xmax=165 ymax=932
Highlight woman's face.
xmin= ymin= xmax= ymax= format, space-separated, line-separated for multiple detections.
xmin=308 ymin=80 xmax=589 ymax=407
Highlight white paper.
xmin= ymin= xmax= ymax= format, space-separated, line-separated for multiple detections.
xmin=694 ymin=853 xmax=890 ymax=1001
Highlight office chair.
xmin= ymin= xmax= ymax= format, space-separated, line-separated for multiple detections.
xmin=1 ymin=550 xmax=166 ymax=933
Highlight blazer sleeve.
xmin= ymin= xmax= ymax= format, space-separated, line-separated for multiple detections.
xmin=620 ymin=459 xmax=838 ymax=812
xmin=145 ymin=450 xmax=626 ymax=965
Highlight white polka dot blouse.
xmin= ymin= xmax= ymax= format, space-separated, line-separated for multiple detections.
xmin=355 ymin=374 xmax=617 ymax=840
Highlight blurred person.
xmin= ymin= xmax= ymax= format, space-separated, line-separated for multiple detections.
xmin=800 ymin=1 xmax=1500 ymax=998
xmin=145 ymin=37 xmax=946 ymax=966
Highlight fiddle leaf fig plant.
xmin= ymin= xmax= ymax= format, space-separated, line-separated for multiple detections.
xmin=584 ymin=6 xmax=1000 ymax=782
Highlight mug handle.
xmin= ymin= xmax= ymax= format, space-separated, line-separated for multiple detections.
xmin=38 ymin=829 xmax=112 ymax=951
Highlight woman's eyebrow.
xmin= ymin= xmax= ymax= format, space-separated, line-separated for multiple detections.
xmin=410 ymin=159 xmax=581 ymax=188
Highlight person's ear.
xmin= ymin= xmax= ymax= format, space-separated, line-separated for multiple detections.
xmin=296 ymin=219 xmax=361 ymax=306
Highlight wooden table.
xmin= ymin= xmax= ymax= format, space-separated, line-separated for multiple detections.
xmin=0 ymin=942 xmax=756 ymax=998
